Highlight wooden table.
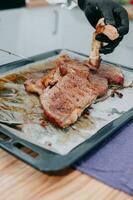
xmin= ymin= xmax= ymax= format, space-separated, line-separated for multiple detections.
xmin=0 ymin=149 xmax=132 ymax=200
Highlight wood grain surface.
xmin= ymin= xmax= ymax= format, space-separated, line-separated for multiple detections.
xmin=0 ymin=149 xmax=132 ymax=200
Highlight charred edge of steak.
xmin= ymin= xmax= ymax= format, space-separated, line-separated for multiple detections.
xmin=24 ymin=54 xmax=125 ymax=128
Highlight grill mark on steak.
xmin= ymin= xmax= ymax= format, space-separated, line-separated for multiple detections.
xmin=24 ymin=54 xmax=124 ymax=128
xmin=40 ymin=86 xmax=97 ymax=128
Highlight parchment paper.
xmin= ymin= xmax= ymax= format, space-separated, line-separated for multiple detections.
xmin=0 ymin=50 xmax=133 ymax=155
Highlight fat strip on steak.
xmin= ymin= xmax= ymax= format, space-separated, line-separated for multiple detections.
xmin=24 ymin=55 xmax=124 ymax=128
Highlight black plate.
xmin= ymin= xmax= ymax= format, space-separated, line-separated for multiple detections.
xmin=0 ymin=49 xmax=133 ymax=173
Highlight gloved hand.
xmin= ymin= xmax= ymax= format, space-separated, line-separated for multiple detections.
xmin=78 ymin=0 xmax=129 ymax=54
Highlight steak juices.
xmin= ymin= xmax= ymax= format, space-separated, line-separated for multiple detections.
xmin=25 ymin=55 xmax=124 ymax=128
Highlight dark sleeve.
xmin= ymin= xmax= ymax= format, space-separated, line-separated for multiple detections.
xmin=0 ymin=0 xmax=26 ymax=10
xmin=78 ymin=0 xmax=86 ymax=10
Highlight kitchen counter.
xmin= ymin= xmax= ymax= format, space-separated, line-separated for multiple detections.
xmin=0 ymin=149 xmax=132 ymax=200
xmin=27 ymin=1 xmax=133 ymax=21
xmin=0 ymin=6 xmax=133 ymax=68
xmin=1 ymin=0 xmax=133 ymax=21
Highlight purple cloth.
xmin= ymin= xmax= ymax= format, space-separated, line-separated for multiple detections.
xmin=74 ymin=121 xmax=133 ymax=195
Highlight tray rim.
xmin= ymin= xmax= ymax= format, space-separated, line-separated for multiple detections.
xmin=0 ymin=49 xmax=133 ymax=173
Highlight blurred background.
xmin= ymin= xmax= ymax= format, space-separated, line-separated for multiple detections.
xmin=0 ymin=0 xmax=133 ymax=68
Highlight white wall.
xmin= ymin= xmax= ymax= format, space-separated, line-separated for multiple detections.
xmin=0 ymin=6 xmax=62 ymax=65
xmin=0 ymin=6 xmax=133 ymax=69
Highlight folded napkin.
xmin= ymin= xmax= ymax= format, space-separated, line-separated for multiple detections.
xmin=74 ymin=121 xmax=133 ymax=195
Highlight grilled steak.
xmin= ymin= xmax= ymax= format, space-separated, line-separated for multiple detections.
xmin=83 ymin=61 xmax=124 ymax=85
xmin=25 ymin=55 xmax=124 ymax=128
xmin=98 ymin=63 xmax=124 ymax=85
xmin=40 ymin=78 xmax=97 ymax=128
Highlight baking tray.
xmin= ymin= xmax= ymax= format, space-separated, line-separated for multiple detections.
xmin=0 ymin=49 xmax=133 ymax=173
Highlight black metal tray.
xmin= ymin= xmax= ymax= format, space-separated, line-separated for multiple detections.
xmin=0 ymin=49 xmax=133 ymax=173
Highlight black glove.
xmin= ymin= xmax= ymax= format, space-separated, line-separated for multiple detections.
xmin=78 ymin=0 xmax=129 ymax=54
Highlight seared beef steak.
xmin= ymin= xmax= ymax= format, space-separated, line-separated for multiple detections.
xmin=25 ymin=55 xmax=124 ymax=128
xmin=40 ymin=81 xmax=97 ymax=128
xmin=98 ymin=63 xmax=124 ymax=85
